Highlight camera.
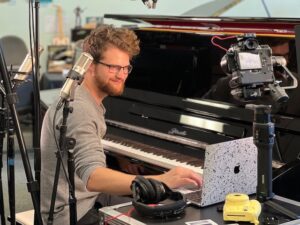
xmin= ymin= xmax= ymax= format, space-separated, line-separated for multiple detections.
xmin=223 ymin=193 xmax=261 ymax=225
xmin=220 ymin=34 xmax=292 ymax=103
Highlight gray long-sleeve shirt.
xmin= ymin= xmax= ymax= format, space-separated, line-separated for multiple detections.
xmin=40 ymin=85 xmax=107 ymax=225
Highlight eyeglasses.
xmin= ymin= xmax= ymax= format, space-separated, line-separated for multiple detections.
xmin=96 ymin=61 xmax=133 ymax=74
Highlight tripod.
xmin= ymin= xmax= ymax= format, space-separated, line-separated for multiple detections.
xmin=0 ymin=85 xmax=21 ymax=225
xmin=248 ymin=104 xmax=300 ymax=221
xmin=0 ymin=44 xmax=43 ymax=225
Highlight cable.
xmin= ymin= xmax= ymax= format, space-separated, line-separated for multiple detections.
xmin=211 ymin=35 xmax=237 ymax=52
xmin=28 ymin=0 xmax=34 ymax=74
xmin=261 ymin=0 xmax=271 ymax=17
xmin=52 ymin=102 xmax=74 ymax=190
xmin=104 ymin=207 xmax=135 ymax=225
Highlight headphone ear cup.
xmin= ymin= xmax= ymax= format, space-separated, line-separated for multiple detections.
xmin=132 ymin=192 xmax=187 ymax=218
xmin=131 ymin=176 xmax=187 ymax=218
xmin=132 ymin=176 xmax=156 ymax=203
xmin=148 ymin=178 xmax=168 ymax=203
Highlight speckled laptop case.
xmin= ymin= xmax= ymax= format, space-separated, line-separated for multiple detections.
xmin=200 ymin=137 xmax=257 ymax=206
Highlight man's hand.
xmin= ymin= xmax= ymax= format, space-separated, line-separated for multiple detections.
xmin=153 ymin=166 xmax=202 ymax=189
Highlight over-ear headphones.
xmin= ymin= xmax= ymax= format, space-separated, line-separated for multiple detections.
xmin=131 ymin=176 xmax=187 ymax=218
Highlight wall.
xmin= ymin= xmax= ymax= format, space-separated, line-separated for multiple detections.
xmin=0 ymin=0 xmax=299 ymax=74
xmin=0 ymin=0 xmax=205 ymax=74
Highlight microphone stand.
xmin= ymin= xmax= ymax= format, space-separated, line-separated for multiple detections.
xmin=0 ymin=46 xmax=43 ymax=225
xmin=32 ymin=1 xmax=42 ymax=224
xmin=7 ymin=76 xmax=26 ymax=225
xmin=47 ymin=52 xmax=93 ymax=225
xmin=47 ymin=95 xmax=77 ymax=225
xmin=7 ymin=110 xmax=16 ymax=225
xmin=32 ymin=0 xmax=41 ymax=186
xmin=3 ymin=72 xmax=21 ymax=225
xmin=0 ymin=95 xmax=6 ymax=225
xmin=248 ymin=104 xmax=300 ymax=220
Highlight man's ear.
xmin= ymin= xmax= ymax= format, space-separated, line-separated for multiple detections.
xmin=87 ymin=63 xmax=96 ymax=75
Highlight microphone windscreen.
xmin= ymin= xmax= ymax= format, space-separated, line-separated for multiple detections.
xmin=59 ymin=52 xmax=93 ymax=101
xmin=72 ymin=52 xmax=93 ymax=77
xmin=13 ymin=46 xmax=44 ymax=81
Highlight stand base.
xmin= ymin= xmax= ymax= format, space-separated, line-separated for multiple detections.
xmin=273 ymin=159 xmax=300 ymax=202
xmin=263 ymin=195 xmax=300 ymax=222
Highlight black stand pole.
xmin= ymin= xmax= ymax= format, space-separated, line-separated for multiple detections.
xmin=0 ymin=45 xmax=43 ymax=225
xmin=67 ymin=140 xmax=77 ymax=225
xmin=0 ymin=99 xmax=6 ymax=225
xmin=7 ymin=115 xmax=16 ymax=225
xmin=47 ymin=100 xmax=77 ymax=225
xmin=32 ymin=1 xmax=42 ymax=224
xmin=248 ymin=104 xmax=300 ymax=220
xmin=251 ymin=104 xmax=274 ymax=202
xmin=32 ymin=0 xmax=41 ymax=185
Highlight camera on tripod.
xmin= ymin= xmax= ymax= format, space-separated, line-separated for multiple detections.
xmin=220 ymin=33 xmax=296 ymax=103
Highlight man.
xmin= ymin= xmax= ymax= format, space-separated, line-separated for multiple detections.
xmin=40 ymin=25 xmax=202 ymax=225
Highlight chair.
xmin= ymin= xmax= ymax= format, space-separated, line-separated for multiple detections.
xmin=0 ymin=35 xmax=28 ymax=69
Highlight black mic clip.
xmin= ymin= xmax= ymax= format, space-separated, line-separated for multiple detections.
xmin=65 ymin=69 xmax=83 ymax=85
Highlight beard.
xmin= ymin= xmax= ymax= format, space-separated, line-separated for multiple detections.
xmin=102 ymin=81 xmax=125 ymax=96
xmin=95 ymin=75 xmax=125 ymax=96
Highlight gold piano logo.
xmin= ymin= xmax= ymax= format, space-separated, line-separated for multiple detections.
xmin=168 ymin=128 xmax=187 ymax=136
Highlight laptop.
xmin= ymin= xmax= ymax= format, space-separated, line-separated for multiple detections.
xmin=175 ymin=137 xmax=257 ymax=207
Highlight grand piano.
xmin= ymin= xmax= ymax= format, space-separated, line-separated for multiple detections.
xmin=97 ymin=15 xmax=300 ymax=200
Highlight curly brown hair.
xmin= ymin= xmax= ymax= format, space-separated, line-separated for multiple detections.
xmin=83 ymin=24 xmax=140 ymax=62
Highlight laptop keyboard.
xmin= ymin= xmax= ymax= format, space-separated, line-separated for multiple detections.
xmin=185 ymin=189 xmax=202 ymax=204
xmin=174 ymin=187 xmax=202 ymax=205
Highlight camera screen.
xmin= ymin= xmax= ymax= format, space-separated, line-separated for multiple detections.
xmin=238 ymin=52 xmax=262 ymax=70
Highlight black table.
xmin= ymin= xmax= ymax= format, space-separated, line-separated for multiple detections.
xmin=99 ymin=198 xmax=300 ymax=225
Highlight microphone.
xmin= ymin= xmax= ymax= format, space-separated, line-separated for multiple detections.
xmin=141 ymin=0 xmax=151 ymax=8
xmin=141 ymin=0 xmax=157 ymax=8
xmin=152 ymin=0 xmax=158 ymax=8
xmin=59 ymin=52 xmax=93 ymax=101
xmin=13 ymin=46 xmax=44 ymax=81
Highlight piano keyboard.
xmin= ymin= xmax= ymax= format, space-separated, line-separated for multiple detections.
xmin=102 ymin=134 xmax=204 ymax=175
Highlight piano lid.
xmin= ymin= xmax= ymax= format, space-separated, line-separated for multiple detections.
xmin=104 ymin=14 xmax=300 ymax=37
